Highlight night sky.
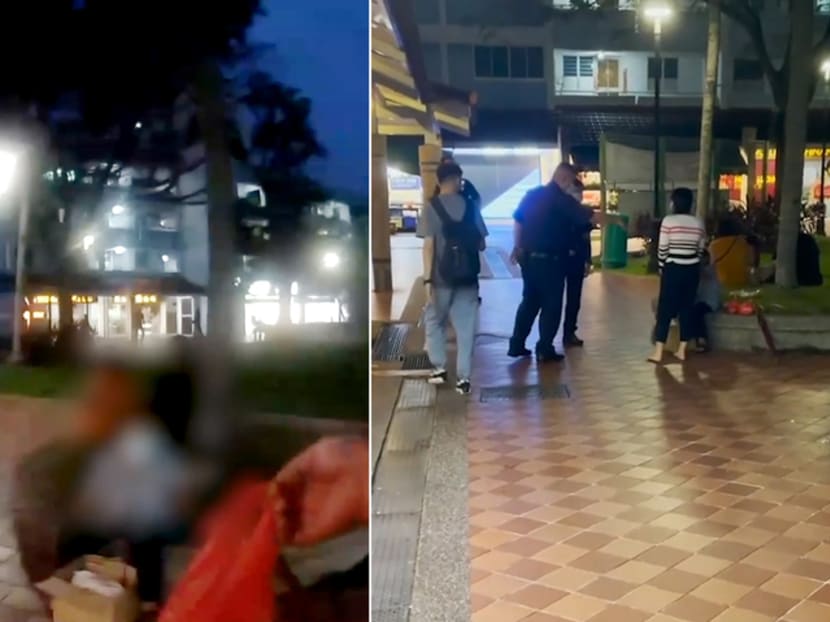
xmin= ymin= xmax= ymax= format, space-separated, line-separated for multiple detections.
xmin=249 ymin=0 xmax=369 ymax=199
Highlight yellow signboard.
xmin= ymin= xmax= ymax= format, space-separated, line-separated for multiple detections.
xmin=754 ymin=175 xmax=776 ymax=189
xmin=754 ymin=147 xmax=830 ymax=160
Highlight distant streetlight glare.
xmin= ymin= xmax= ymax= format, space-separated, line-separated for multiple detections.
xmin=322 ymin=251 xmax=341 ymax=269
xmin=82 ymin=234 xmax=95 ymax=250
xmin=0 ymin=150 xmax=19 ymax=196
xmin=111 ymin=204 xmax=125 ymax=214
xmin=644 ymin=4 xmax=672 ymax=20
xmin=644 ymin=3 xmax=672 ymax=33
xmin=822 ymin=59 xmax=830 ymax=82
xmin=161 ymin=254 xmax=170 ymax=263
xmin=112 ymin=246 xmax=126 ymax=255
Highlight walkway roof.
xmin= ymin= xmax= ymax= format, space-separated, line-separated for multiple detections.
xmin=372 ymin=0 xmax=473 ymax=137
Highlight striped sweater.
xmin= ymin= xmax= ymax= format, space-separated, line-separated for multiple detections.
xmin=657 ymin=214 xmax=706 ymax=267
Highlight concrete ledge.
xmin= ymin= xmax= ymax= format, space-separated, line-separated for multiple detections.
xmin=709 ymin=312 xmax=830 ymax=351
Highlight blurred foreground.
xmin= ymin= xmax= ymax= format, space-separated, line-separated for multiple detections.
xmin=1 ymin=337 xmax=368 ymax=621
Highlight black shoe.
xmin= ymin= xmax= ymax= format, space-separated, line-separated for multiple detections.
xmin=535 ymin=347 xmax=564 ymax=362
xmin=507 ymin=343 xmax=532 ymax=358
xmin=564 ymin=334 xmax=584 ymax=348
xmin=455 ymin=379 xmax=471 ymax=395
xmin=428 ymin=369 xmax=447 ymax=385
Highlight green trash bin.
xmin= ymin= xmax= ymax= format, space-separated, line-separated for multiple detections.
xmin=602 ymin=213 xmax=629 ymax=269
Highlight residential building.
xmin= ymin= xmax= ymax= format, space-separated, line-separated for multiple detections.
xmin=408 ymin=0 xmax=830 ymax=215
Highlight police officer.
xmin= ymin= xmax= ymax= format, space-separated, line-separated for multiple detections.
xmin=508 ymin=163 xmax=591 ymax=362
xmin=562 ymin=179 xmax=593 ymax=347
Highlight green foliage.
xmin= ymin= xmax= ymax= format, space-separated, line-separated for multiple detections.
xmin=0 ymin=340 xmax=368 ymax=420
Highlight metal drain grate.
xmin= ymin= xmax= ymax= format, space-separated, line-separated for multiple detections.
xmin=480 ymin=383 xmax=570 ymax=403
xmin=371 ymin=513 xmax=420 ymax=622
xmin=401 ymin=352 xmax=431 ymax=370
xmin=373 ymin=323 xmax=410 ymax=361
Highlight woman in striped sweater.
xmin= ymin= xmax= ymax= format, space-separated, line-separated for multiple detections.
xmin=649 ymin=187 xmax=707 ymax=364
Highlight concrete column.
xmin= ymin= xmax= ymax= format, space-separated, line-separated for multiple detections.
xmin=557 ymin=126 xmax=572 ymax=168
xmin=419 ymin=139 xmax=442 ymax=208
xmin=372 ymin=133 xmax=392 ymax=293
xmin=540 ymin=150 xmax=558 ymax=185
xmin=742 ymin=127 xmax=758 ymax=206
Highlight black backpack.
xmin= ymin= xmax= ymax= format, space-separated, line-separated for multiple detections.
xmin=431 ymin=196 xmax=481 ymax=286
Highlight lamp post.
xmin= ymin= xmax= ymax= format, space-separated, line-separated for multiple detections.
xmin=0 ymin=147 xmax=29 ymax=363
xmin=645 ymin=4 xmax=672 ymax=220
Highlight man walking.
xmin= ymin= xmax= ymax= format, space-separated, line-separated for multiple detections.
xmin=563 ymin=179 xmax=593 ymax=347
xmin=418 ymin=161 xmax=488 ymax=395
xmin=508 ymin=163 xmax=593 ymax=362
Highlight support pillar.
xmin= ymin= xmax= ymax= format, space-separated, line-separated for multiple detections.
xmin=557 ymin=126 xmax=572 ymax=169
xmin=742 ymin=127 xmax=757 ymax=208
xmin=419 ymin=137 xmax=442 ymax=208
xmin=372 ymin=133 xmax=392 ymax=293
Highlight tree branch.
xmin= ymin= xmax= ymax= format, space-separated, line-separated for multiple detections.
xmin=708 ymin=0 xmax=785 ymax=106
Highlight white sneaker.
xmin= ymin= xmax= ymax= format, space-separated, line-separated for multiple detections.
xmin=455 ymin=379 xmax=471 ymax=395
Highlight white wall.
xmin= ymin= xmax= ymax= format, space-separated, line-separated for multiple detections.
xmin=553 ymin=49 xmax=704 ymax=98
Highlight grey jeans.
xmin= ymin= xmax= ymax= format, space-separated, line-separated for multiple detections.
xmin=424 ymin=286 xmax=479 ymax=380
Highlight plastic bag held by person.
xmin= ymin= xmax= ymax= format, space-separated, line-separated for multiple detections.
xmin=159 ymin=480 xmax=280 ymax=622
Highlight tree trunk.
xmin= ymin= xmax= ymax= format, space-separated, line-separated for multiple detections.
xmin=191 ymin=60 xmax=239 ymax=454
xmin=774 ymin=3 xmax=812 ymax=288
xmin=58 ymin=291 xmax=72 ymax=329
xmin=696 ymin=3 xmax=720 ymax=223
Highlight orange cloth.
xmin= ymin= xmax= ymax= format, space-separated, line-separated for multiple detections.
xmin=709 ymin=235 xmax=752 ymax=289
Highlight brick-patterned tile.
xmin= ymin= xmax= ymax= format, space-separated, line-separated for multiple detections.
xmin=467 ymin=274 xmax=830 ymax=622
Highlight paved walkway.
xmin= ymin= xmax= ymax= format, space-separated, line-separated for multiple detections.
xmin=468 ymin=271 xmax=830 ymax=622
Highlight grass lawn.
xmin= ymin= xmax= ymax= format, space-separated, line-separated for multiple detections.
xmin=599 ymin=238 xmax=830 ymax=315
xmin=0 ymin=342 xmax=368 ymax=421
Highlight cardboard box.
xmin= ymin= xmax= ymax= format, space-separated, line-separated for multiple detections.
xmin=36 ymin=556 xmax=140 ymax=622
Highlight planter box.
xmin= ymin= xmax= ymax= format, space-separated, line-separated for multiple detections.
xmin=709 ymin=312 xmax=830 ymax=351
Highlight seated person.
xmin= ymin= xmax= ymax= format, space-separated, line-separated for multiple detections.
xmin=692 ymin=251 xmax=721 ymax=352
xmin=797 ymin=231 xmax=823 ymax=287
xmin=709 ymin=219 xmax=753 ymax=289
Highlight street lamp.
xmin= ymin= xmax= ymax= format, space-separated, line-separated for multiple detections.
xmin=644 ymin=3 xmax=673 ymax=221
xmin=0 ymin=147 xmax=29 ymax=363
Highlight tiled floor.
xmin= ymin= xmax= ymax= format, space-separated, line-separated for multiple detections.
xmin=469 ymin=273 xmax=830 ymax=622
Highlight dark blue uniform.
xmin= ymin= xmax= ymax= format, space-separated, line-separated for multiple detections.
xmin=509 ymin=183 xmax=591 ymax=359
xmin=563 ymin=212 xmax=594 ymax=342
